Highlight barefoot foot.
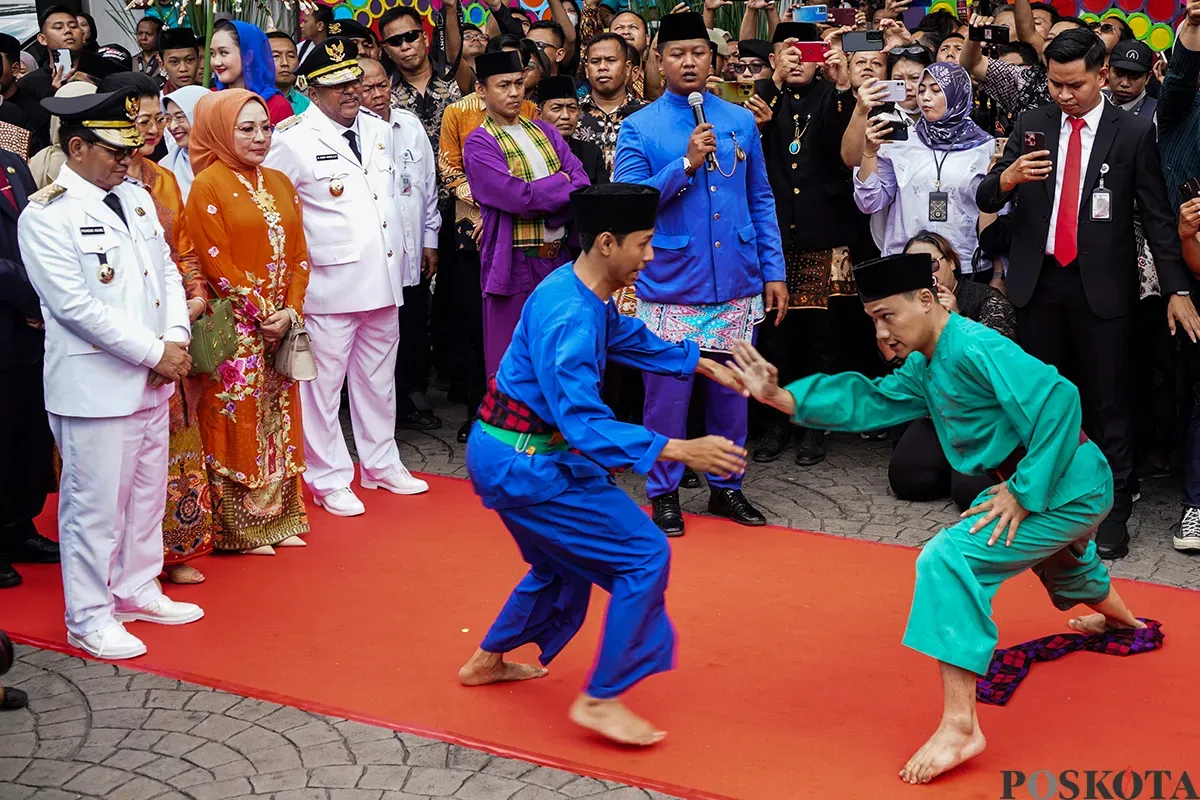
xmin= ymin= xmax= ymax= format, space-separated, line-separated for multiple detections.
xmin=163 ymin=565 xmax=205 ymax=584
xmin=899 ymin=720 xmax=986 ymax=784
xmin=457 ymin=649 xmax=548 ymax=686
xmin=568 ymin=694 xmax=666 ymax=747
xmin=1068 ymin=613 xmax=1148 ymax=635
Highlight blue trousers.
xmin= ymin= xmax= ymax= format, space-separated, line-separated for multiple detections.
xmin=480 ymin=478 xmax=676 ymax=699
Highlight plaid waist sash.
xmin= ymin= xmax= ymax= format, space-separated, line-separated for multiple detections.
xmin=477 ymin=376 xmax=556 ymax=435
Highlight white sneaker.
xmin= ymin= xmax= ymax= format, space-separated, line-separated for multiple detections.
xmin=315 ymin=487 xmax=366 ymax=516
xmin=1174 ymin=507 xmax=1200 ymax=552
xmin=361 ymin=466 xmax=429 ymax=495
xmin=115 ymin=595 xmax=204 ymax=626
xmin=67 ymin=623 xmax=146 ymax=660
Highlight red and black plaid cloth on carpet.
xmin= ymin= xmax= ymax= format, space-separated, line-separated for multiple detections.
xmin=977 ymin=618 xmax=1163 ymax=706
xmin=477 ymin=376 xmax=555 ymax=434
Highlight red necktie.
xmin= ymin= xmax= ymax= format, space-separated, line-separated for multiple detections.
xmin=0 ymin=170 xmax=17 ymax=212
xmin=1054 ymin=117 xmax=1087 ymax=267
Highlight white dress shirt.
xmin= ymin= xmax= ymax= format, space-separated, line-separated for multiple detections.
xmin=1045 ymin=99 xmax=1106 ymax=256
xmin=385 ymin=107 xmax=441 ymax=287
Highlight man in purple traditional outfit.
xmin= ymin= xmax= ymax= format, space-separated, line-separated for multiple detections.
xmin=612 ymin=12 xmax=788 ymax=536
xmin=463 ymin=49 xmax=589 ymax=376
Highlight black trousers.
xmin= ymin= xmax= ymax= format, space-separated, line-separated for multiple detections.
xmin=1016 ymin=260 xmax=1135 ymax=521
xmin=430 ymin=203 xmax=458 ymax=387
xmin=890 ymin=418 xmax=995 ymax=511
xmin=1130 ymin=294 xmax=1177 ymax=462
xmin=396 ymin=280 xmax=433 ymax=412
xmin=756 ymin=308 xmax=835 ymax=431
xmin=451 ymin=248 xmax=487 ymax=413
xmin=0 ymin=364 xmax=54 ymax=540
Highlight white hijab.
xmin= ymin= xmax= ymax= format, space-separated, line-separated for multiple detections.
xmin=160 ymin=86 xmax=207 ymax=201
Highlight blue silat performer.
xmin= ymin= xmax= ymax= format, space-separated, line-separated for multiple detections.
xmin=725 ymin=252 xmax=1150 ymax=786
xmin=612 ymin=11 xmax=788 ymax=537
xmin=458 ymin=183 xmax=750 ymax=748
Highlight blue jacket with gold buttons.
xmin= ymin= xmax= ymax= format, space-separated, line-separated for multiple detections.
xmin=613 ymin=90 xmax=785 ymax=305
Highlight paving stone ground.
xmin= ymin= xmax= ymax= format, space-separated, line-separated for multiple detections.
xmin=4 ymin=391 xmax=1198 ymax=800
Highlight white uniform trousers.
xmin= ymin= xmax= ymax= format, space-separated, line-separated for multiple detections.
xmin=300 ymin=306 xmax=404 ymax=497
xmin=48 ymin=400 xmax=169 ymax=638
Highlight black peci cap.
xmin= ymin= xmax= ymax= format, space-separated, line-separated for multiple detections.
xmin=772 ymin=22 xmax=819 ymax=43
xmin=570 ymin=183 xmax=661 ymax=237
xmin=474 ymin=49 xmax=524 ymax=80
xmin=537 ymin=75 xmax=577 ymax=103
xmin=76 ymin=44 xmax=132 ymax=81
xmin=158 ymin=27 xmax=201 ymax=52
xmin=657 ymin=12 xmax=709 ymax=46
xmin=853 ymin=253 xmax=937 ymax=303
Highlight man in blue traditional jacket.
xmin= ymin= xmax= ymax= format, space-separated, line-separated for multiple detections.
xmin=612 ymin=11 xmax=788 ymax=536
xmin=458 ymin=183 xmax=750 ymax=747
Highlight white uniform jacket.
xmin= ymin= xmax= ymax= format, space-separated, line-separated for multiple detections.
xmin=18 ymin=165 xmax=190 ymax=419
xmin=266 ymin=106 xmax=405 ymax=315
xmin=385 ymin=107 xmax=440 ymax=288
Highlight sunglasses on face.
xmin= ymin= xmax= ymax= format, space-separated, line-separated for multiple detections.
xmin=1089 ymin=21 xmax=1119 ymax=34
xmin=736 ymin=60 xmax=766 ymax=74
xmin=384 ymin=30 xmax=422 ymax=47
xmin=92 ymin=141 xmax=135 ymax=161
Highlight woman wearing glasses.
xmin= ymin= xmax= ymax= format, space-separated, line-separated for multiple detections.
xmin=100 ymin=72 xmax=217 ymax=584
xmin=887 ymin=230 xmax=1018 ymax=509
xmin=209 ymin=20 xmax=295 ymax=125
xmin=854 ymin=61 xmax=994 ymax=273
xmin=161 ymin=86 xmax=207 ymax=202
xmin=186 ymin=90 xmax=312 ymax=555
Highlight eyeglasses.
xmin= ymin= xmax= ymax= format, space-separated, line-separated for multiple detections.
xmin=735 ymin=60 xmax=766 ymax=74
xmin=891 ymin=45 xmax=929 ymax=57
xmin=165 ymin=112 xmax=190 ymax=126
xmin=91 ymin=140 xmax=136 ymax=161
xmin=234 ymin=123 xmax=275 ymax=138
xmin=464 ymin=32 xmax=488 ymax=43
xmin=928 ymin=255 xmax=947 ymax=272
xmin=383 ymin=30 xmax=422 ymax=47
xmin=135 ymin=114 xmax=168 ymax=130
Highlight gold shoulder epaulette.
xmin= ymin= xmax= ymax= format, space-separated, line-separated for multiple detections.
xmin=28 ymin=183 xmax=66 ymax=206
xmin=274 ymin=115 xmax=302 ymax=133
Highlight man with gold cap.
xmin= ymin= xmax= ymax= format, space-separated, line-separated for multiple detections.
xmin=19 ymin=88 xmax=203 ymax=659
xmin=725 ymin=252 xmax=1147 ymax=785
xmin=458 ymin=183 xmax=748 ymax=748
xmin=462 ymin=49 xmax=589 ymax=379
xmin=267 ymin=37 xmax=429 ymax=518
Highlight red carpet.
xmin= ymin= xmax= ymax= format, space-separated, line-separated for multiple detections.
xmin=5 ymin=473 xmax=1198 ymax=800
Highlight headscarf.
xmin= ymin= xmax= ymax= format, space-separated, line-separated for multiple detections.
xmin=913 ymin=62 xmax=992 ymax=153
xmin=213 ymin=21 xmax=283 ymax=103
xmin=189 ymin=88 xmax=268 ymax=174
xmin=161 ymin=85 xmax=208 ymax=199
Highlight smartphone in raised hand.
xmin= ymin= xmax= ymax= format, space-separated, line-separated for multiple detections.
xmin=55 ymin=48 xmax=72 ymax=75
xmin=1022 ymin=131 xmax=1046 ymax=154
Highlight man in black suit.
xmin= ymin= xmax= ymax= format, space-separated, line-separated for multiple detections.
xmin=537 ymin=76 xmax=609 ymax=185
xmin=977 ymin=29 xmax=1200 ymax=559
xmin=0 ymin=148 xmax=59 ymax=587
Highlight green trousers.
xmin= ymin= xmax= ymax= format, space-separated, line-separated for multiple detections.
xmin=902 ymin=471 xmax=1115 ymax=676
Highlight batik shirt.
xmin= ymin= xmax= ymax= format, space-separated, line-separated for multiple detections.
xmin=391 ymin=66 xmax=462 ymax=157
xmin=575 ymin=92 xmax=647 ymax=173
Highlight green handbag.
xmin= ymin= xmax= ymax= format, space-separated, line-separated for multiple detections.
xmin=188 ymin=295 xmax=238 ymax=376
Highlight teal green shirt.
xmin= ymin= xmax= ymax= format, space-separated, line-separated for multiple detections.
xmin=784 ymin=313 xmax=1109 ymax=514
xmin=284 ymin=87 xmax=311 ymax=115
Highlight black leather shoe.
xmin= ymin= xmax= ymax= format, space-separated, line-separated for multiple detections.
xmin=652 ymin=491 xmax=685 ymax=537
xmin=794 ymin=428 xmax=826 ymax=467
xmin=0 ymin=560 xmax=20 ymax=589
xmin=708 ymin=489 xmax=766 ymax=526
xmin=753 ymin=423 xmax=790 ymax=463
xmin=679 ymin=468 xmax=703 ymax=489
xmin=1096 ymin=519 xmax=1130 ymax=559
xmin=0 ymin=687 xmax=28 ymax=710
xmin=0 ymin=630 xmax=12 ymax=674
xmin=457 ymin=415 xmax=476 ymax=444
xmin=3 ymin=530 xmax=60 ymax=564
xmin=397 ymin=410 xmax=442 ymax=431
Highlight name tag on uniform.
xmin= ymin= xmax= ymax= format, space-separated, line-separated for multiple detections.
xmin=1091 ymin=190 xmax=1112 ymax=221
xmin=400 ymin=173 xmax=412 ymax=196
xmin=79 ymin=226 xmax=105 ymax=235
xmin=316 ymin=153 xmax=338 ymax=162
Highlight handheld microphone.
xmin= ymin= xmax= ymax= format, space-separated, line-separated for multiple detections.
xmin=687 ymin=91 xmax=716 ymax=171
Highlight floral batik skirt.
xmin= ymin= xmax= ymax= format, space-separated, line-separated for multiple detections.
xmin=786 ymin=246 xmax=857 ymax=309
xmin=209 ymin=473 xmax=309 ymax=551
xmin=163 ymin=389 xmax=216 ymax=565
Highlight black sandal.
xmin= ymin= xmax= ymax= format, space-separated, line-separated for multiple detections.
xmin=0 ymin=687 xmax=28 ymax=710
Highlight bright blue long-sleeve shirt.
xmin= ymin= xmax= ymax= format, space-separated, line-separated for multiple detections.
xmin=467 ymin=265 xmax=699 ymax=510
xmin=612 ymin=90 xmax=785 ymax=305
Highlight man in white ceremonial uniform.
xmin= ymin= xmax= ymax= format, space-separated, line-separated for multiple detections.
xmin=357 ymin=57 xmax=441 ymax=326
xmin=266 ymin=38 xmax=428 ymax=517
xmin=18 ymin=89 xmax=204 ymax=660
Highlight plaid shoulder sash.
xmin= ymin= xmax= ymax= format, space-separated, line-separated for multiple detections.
xmin=481 ymin=117 xmax=561 ymax=248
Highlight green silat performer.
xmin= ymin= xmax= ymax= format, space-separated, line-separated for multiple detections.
xmin=724 ymin=252 xmax=1149 ymax=785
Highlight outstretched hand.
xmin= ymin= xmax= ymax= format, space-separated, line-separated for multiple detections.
xmin=962 ymin=482 xmax=1029 ymax=546
xmin=661 ymin=435 xmax=747 ymax=479
xmin=727 ymin=340 xmax=796 ymax=416
xmin=696 ymin=356 xmax=748 ymax=397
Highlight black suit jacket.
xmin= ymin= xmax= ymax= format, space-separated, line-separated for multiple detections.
xmin=976 ymin=101 xmax=1188 ymax=319
xmin=0 ymin=149 xmax=43 ymax=369
xmin=568 ymin=137 xmax=609 ymax=186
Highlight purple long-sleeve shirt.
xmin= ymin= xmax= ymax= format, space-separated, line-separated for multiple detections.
xmin=463 ymin=118 xmax=589 ymax=297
